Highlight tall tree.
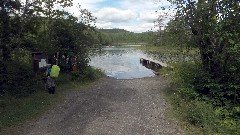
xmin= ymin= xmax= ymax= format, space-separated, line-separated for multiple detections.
xmin=0 ymin=0 xmax=22 ymax=62
xmin=157 ymin=0 xmax=240 ymax=104
xmin=167 ymin=0 xmax=240 ymax=77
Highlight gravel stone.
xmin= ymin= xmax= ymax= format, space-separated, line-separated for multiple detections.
xmin=8 ymin=76 xmax=184 ymax=135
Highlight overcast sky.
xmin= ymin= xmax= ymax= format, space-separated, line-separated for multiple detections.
xmin=67 ymin=0 xmax=172 ymax=33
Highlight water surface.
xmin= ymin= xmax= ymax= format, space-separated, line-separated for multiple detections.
xmin=89 ymin=46 xmax=155 ymax=79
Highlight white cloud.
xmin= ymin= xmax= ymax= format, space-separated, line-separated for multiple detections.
xmin=138 ymin=12 xmax=158 ymax=23
xmin=65 ymin=0 xmax=173 ymax=33
xmin=94 ymin=8 xmax=136 ymax=23
xmin=95 ymin=22 xmax=112 ymax=29
xmin=120 ymin=0 xmax=158 ymax=11
xmin=73 ymin=0 xmax=105 ymax=9
xmin=64 ymin=0 xmax=105 ymax=16
xmin=119 ymin=23 xmax=158 ymax=33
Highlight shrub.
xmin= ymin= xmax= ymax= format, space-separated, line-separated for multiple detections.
xmin=4 ymin=61 xmax=37 ymax=97
xmin=71 ymin=66 xmax=103 ymax=81
xmin=170 ymin=62 xmax=240 ymax=134
xmin=185 ymin=101 xmax=217 ymax=126
xmin=174 ymin=62 xmax=240 ymax=106
xmin=178 ymin=87 xmax=200 ymax=101
xmin=82 ymin=66 xmax=103 ymax=80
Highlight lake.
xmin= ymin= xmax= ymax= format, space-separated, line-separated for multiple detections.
xmin=89 ymin=45 xmax=156 ymax=79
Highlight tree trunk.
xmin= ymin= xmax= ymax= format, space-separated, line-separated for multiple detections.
xmin=1 ymin=2 xmax=10 ymax=62
xmin=199 ymin=40 xmax=210 ymax=71
xmin=0 ymin=1 xmax=11 ymax=95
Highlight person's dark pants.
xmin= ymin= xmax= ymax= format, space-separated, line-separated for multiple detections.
xmin=52 ymin=86 xmax=55 ymax=94
xmin=48 ymin=87 xmax=55 ymax=94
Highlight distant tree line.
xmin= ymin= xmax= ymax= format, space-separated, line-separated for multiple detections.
xmin=97 ymin=28 xmax=157 ymax=45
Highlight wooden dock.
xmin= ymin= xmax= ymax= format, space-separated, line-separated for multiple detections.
xmin=140 ymin=57 xmax=168 ymax=68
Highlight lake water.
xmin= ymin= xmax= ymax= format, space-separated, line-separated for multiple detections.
xmin=89 ymin=46 xmax=156 ymax=79
xmin=89 ymin=45 xmax=197 ymax=79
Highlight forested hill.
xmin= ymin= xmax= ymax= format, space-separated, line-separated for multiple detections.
xmin=99 ymin=28 xmax=129 ymax=33
xmin=97 ymin=28 xmax=157 ymax=45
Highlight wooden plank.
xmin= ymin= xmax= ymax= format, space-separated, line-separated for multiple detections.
xmin=151 ymin=60 xmax=168 ymax=67
xmin=140 ymin=57 xmax=168 ymax=68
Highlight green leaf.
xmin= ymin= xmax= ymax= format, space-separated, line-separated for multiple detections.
xmin=229 ymin=39 xmax=235 ymax=44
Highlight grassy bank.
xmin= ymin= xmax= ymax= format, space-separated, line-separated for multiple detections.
xmin=134 ymin=45 xmax=198 ymax=55
xmin=161 ymin=62 xmax=240 ymax=135
xmin=136 ymin=45 xmax=239 ymax=134
xmin=0 ymin=67 xmax=103 ymax=133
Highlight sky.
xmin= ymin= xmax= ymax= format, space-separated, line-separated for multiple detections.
xmin=66 ymin=0 xmax=172 ymax=33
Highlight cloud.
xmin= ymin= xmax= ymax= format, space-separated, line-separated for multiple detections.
xmin=119 ymin=23 xmax=159 ymax=33
xmin=94 ymin=8 xmax=136 ymax=23
xmin=138 ymin=12 xmax=158 ymax=23
xmin=95 ymin=22 xmax=112 ymax=29
xmin=95 ymin=22 xmax=158 ymax=33
xmin=66 ymin=0 xmax=173 ymax=32
xmin=73 ymin=0 xmax=106 ymax=9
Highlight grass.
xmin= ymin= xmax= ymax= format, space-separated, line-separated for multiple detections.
xmin=161 ymin=62 xmax=240 ymax=135
xmin=163 ymin=86 xmax=205 ymax=135
xmin=158 ymin=63 xmax=201 ymax=134
xmin=135 ymin=45 xmax=213 ymax=134
xmin=161 ymin=63 xmax=208 ymax=135
xmin=134 ymin=45 xmax=199 ymax=55
xmin=0 ymin=68 xmax=104 ymax=133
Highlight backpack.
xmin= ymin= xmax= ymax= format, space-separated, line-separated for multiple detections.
xmin=50 ymin=65 xmax=60 ymax=78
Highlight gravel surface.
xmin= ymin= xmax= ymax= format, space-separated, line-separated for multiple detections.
xmin=9 ymin=76 xmax=184 ymax=135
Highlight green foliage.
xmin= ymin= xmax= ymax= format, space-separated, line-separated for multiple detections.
xmin=185 ymin=101 xmax=217 ymax=126
xmin=71 ymin=66 xmax=103 ymax=81
xmin=157 ymin=0 xmax=240 ymax=104
xmin=0 ymin=0 xmax=104 ymax=98
xmin=168 ymin=91 xmax=240 ymax=134
xmin=178 ymin=87 xmax=199 ymax=101
xmin=0 ymin=72 xmax=95 ymax=132
xmin=98 ymin=29 xmax=156 ymax=45
xmin=173 ymin=62 xmax=240 ymax=106
xmin=165 ymin=62 xmax=240 ymax=134
xmin=3 ymin=61 xmax=38 ymax=97
xmin=0 ymin=1 xmax=105 ymax=132
xmin=155 ymin=0 xmax=240 ymax=133
xmin=159 ymin=19 xmax=194 ymax=48
xmin=82 ymin=67 xmax=103 ymax=81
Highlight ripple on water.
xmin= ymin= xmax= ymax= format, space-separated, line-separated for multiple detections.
xmin=89 ymin=46 xmax=156 ymax=79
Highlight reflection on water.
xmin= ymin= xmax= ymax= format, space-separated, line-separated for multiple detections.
xmin=89 ymin=45 xmax=197 ymax=79
xmin=140 ymin=60 xmax=161 ymax=74
xmin=89 ymin=46 xmax=156 ymax=79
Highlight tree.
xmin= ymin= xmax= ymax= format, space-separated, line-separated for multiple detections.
xmin=0 ymin=0 xmax=99 ymax=96
xmin=35 ymin=0 xmax=73 ymax=57
xmin=171 ymin=0 xmax=240 ymax=77
xmin=0 ymin=0 xmax=22 ymax=62
xmin=160 ymin=0 xmax=240 ymax=104
xmin=0 ymin=0 xmax=22 ymax=95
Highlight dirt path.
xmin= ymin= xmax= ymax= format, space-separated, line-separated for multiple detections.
xmin=10 ymin=76 xmax=184 ymax=135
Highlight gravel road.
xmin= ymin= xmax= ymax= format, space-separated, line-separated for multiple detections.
xmin=10 ymin=76 xmax=184 ymax=135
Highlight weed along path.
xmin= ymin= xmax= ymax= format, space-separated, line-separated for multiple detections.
xmin=9 ymin=76 xmax=184 ymax=135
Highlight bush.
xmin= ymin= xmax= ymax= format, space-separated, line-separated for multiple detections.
xmin=169 ymin=62 xmax=240 ymax=134
xmin=178 ymin=87 xmax=199 ymax=101
xmin=71 ymin=66 xmax=103 ymax=81
xmin=82 ymin=66 xmax=103 ymax=80
xmin=185 ymin=101 xmax=217 ymax=126
xmin=4 ymin=61 xmax=38 ymax=97
xmin=174 ymin=62 xmax=240 ymax=106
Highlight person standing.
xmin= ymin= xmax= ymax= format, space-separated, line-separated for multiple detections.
xmin=45 ymin=64 xmax=56 ymax=94
xmin=47 ymin=75 xmax=55 ymax=94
